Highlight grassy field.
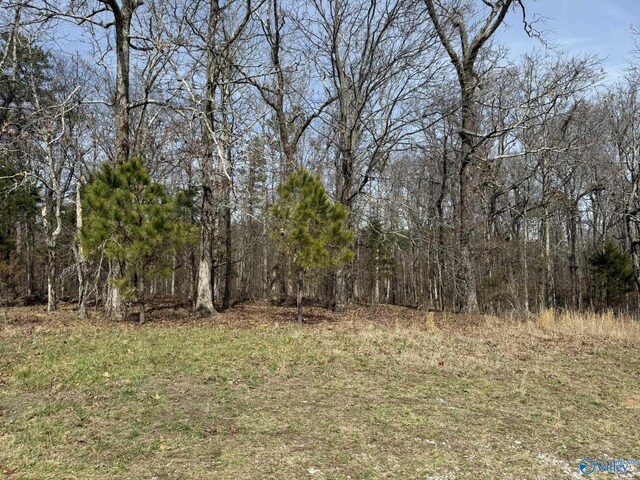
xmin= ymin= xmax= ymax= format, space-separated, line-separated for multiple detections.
xmin=1 ymin=304 xmax=640 ymax=479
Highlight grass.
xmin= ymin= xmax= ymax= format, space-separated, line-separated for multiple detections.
xmin=1 ymin=304 xmax=640 ymax=479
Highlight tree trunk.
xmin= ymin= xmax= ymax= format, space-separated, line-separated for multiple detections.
xmin=195 ymin=195 xmax=217 ymax=316
xmin=542 ymin=204 xmax=555 ymax=309
xmin=296 ymin=269 xmax=303 ymax=323
xmin=42 ymin=179 xmax=62 ymax=312
xmin=46 ymin=244 xmax=56 ymax=312
xmin=195 ymin=0 xmax=222 ymax=317
xmin=26 ymin=226 xmax=34 ymax=297
xmin=221 ymin=117 xmax=232 ymax=310
xmin=105 ymin=261 xmax=125 ymax=320
xmin=75 ymin=180 xmax=87 ymax=318
xmin=138 ymin=275 xmax=146 ymax=324
xmin=334 ymin=267 xmax=347 ymax=312
xmin=522 ymin=215 xmax=530 ymax=314
xmin=457 ymin=161 xmax=479 ymax=313
xmin=195 ymin=179 xmax=217 ymax=315
xmin=374 ymin=260 xmax=380 ymax=304
xmin=74 ymin=243 xmax=87 ymax=319
xmin=105 ymin=2 xmax=137 ymax=319
xmin=457 ymin=90 xmax=480 ymax=313
xmin=114 ymin=9 xmax=132 ymax=164
xmin=435 ymin=140 xmax=449 ymax=310
xmin=263 ymin=221 xmax=269 ymax=298
xmin=42 ymin=198 xmax=56 ymax=312
xmin=190 ymin=249 xmax=197 ymax=307
xmin=333 ymin=203 xmax=354 ymax=312
xmin=568 ymin=205 xmax=580 ymax=309
xmin=631 ymin=241 xmax=640 ymax=305
xmin=625 ymin=204 xmax=640 ymax=306
xmin=223 ymin=198 xmax=232 ymax=309
xmin=170 ymin=253 xmax=177 ymax=297
xmin=424 ymin=0 xmax=517 ymax=312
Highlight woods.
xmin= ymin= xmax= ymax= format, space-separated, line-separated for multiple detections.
xmin=1 ymin=0 xmax=640 ymax=318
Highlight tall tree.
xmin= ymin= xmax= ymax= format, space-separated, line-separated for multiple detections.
xmin=424 ymin=0 xmax=528 ymax=312
xmin=610 ymin=78 xmax=640 ymax=301
xmin=310 ymin=0 xmax=439 ymax=310
xmin=193 ymin=0 xmax=259 ymax=316
xmin=82 ymin=157 xmax=193 ymax=323
xmin=272 ymin=168 xmax=352 ymax=322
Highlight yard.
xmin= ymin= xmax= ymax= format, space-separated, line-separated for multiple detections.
xmin=1 ymin=304 xmax=639 ymax=479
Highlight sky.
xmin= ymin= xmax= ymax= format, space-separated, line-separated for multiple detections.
xmin=497 ymin=0 xmax=640 ymax=81
xmin=49 ymin=0 xmax=639 ymax=84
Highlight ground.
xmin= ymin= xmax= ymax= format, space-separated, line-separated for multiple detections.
xmin=1 ymin=303 xmax=639 ymax=479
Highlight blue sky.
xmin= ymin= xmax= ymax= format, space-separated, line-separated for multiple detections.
xmin=497 ymin=0 xmax=639 ymax=80
xmin=50 ymin=1 xmax=639 ymax=83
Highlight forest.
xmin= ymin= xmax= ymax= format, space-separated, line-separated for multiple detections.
xmin=2 ymin=0 xmax=640 ymax=320
xmin=4 ymin=2 xmax=640 ymax=478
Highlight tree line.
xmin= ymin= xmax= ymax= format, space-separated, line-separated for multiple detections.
xmin=1 ymin=0 xmax=640 ymax=320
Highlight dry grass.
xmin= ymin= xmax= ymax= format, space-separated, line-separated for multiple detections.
xmin=1 ymin=303 xmax=639 ymax=479
xmin=534 ymin=308 xmax=640 ymax=342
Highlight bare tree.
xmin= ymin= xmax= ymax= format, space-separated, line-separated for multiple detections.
xmin=32 ymin=66 xmax=81 ymax=311
xmin=609 ymin=78 xmax=640 ymax=300
xmin=423 ymin=0 xmax=529 ymax=312
xmin=309 ymin=0 xmax=440 ymax=310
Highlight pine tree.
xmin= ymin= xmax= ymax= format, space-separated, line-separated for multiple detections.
xmin=271 ymin=168 xmax=353 ymax=322
xmin=588 ymin=241 xmax=635 ymax=308
xmin=82 ymin=157 xmax=195 ymax=322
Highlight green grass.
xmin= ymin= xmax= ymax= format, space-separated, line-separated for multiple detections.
xmin=1 ymin=308 xmax=640 ymax=479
